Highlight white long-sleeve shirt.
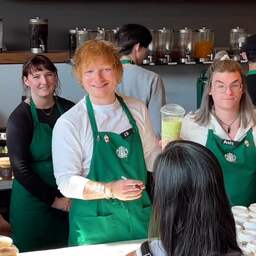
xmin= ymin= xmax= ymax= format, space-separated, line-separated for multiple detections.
xmin=181 ymin=112 xmax=256 ymax=145
xmin=52 ymin=95 xmax=161 ymax=199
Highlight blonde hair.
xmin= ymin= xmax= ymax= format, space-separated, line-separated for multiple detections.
xmin=194 ymin=59 xmax=256 ymax=128
xmin=73 ymin=39 xmax=123 ymax=84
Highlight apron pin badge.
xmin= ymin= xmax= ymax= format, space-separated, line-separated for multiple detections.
xmin=244 ymin=140 xmax=250 ymax=147
xmin=104 ymin=135 xmax=110 ymax=143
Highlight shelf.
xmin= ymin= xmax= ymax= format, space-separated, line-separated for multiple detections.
xmin=0 ymin=51 xmax=70 ymax=64
xmin=0 ymin=180 xmax=12 ymax=190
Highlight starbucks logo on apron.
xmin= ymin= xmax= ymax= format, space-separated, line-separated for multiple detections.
xmin=224 ymin=152 xmax=237 ymax=163
xmin=116 ymin=146 xmax=128 ymax=158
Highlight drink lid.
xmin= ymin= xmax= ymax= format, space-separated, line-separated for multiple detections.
xmin=160 ymin=104 xmax=185 ymax=116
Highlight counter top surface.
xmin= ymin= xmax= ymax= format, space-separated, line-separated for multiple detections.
xmin=0 ymin=51 xmax=70 ymax=64
xmin=20 ymin=239 xmax=144 ymax=256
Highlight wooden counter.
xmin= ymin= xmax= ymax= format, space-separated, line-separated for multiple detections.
xmin=0 ymin=51 xmax=70 ymax=64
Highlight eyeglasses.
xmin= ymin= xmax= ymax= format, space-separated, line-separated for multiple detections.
xmin=213 ymin=82 xmax=242 ymax=94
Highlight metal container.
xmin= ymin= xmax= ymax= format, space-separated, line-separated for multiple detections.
xmin=0 ymin=19 xmax=3 ymax=53
xmin=157 ymin=27 xmax=174 ymax=64
xmin=100 ymin=28 xmax=117 ymax=43
xmin=176 ymin=27 xmax=196 ymax=63
xmin=230 ymin=27 xmax=247 ymax=60
xmin=29 ymin=17 xmax=48 ymax=53
xmin=69 ymin=28 xmax=77 ymax=58
xmin=76 ymin=29 xmax=100 ymax=49
xmin=195 ymin=27 xmax=214 ymax=61
xmin=146 ymin=30 xmax=160 ymax=65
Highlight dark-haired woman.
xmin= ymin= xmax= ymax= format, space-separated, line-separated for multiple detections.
xmin=115 ymin=24 xmax=166 ymax=138
xmin=181 ymin=59 xmax=256 ymax=207
xmin=127 ymin=140 xmax=241 ymax=256
xmin=7 ymin=55 xmax=74 ymax=252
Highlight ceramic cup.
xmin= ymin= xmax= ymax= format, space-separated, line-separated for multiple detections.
xmin=232 ymin=206 xmax=249 ymax=215
xmin=249 ymin=203 xmax=256 ymax=213
xmin=244 ymin=219 xmax=256 ymax=231
xmin=238 ymin=229 xmax=256 ymax=244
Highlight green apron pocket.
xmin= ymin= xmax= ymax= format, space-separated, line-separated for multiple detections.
xmin=70 ymin=213 xmax=129 ymax=245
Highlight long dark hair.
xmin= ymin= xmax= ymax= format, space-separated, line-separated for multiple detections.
xmin=194 ymin=59 xmax=256 ymax=127
xmin=151 ymin=140 xmax=241 ymax=256
xmin=115 ymin=24 xmax=152 ymax=55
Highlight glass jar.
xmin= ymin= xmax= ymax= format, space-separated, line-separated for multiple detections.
xmin=194 ymin=27 xmax=214 ymax=61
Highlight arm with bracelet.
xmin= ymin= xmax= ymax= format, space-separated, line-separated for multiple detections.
xmin=83 ymin=179 xmax=145 ymax=201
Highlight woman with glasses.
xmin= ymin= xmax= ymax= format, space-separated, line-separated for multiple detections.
xmin=181 ymin=59 xmax=256 ymax=207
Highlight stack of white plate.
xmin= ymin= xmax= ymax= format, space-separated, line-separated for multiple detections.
xmin=232 ymin=204 xmax=256 ymax=255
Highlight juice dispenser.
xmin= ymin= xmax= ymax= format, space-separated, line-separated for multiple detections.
xmin=157 ymin=27 xmax=174 ymax=64
xmin=145 ymin=29 xmax=159 ymax=65
xmin=176 ymin=27 xmax=195 ymax=63
xmin=194 ymin=27 xmax=214 ymax=62
xmin=230 ymin=27 xmax=247 ymax=61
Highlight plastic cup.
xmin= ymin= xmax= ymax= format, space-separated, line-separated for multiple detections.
xmin=160 ymin=104 xmax=185 ymax=149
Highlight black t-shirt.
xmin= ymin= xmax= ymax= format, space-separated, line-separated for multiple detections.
xmin=246 ymin=73 xmax=256 ymax=106
xmin=6 ymin=96 xmax=75 ymax=205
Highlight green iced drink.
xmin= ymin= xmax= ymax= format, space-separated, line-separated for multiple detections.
xmin=161 ymin=104 xmax=185 ymax=149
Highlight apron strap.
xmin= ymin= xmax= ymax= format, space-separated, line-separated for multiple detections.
xmin=116 ymin=94 xmax=138 ymax=133
xmin=30 ymin=98 xmax=39 ymax=124
xmin=120 ymin=59 xmax=134 ymax=64
xmin=30 ymin=96 xmax=62 ymax=124
xmin=86 ymin=95 xmax=99 ymax=139
xmin=55 ymin=96 xmax=64 ymax=115
xmin=86 ymin=94 xmax=139 ymax=140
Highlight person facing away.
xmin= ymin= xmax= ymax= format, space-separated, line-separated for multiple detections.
xmin=241 ymin=33 xmax=256 ymax=105
xmin=7 ymin=54 xmax=74 ymax=252
xmin=127 ymin=140 xmax=242 ymax=256
xmin=115 ymin=24 xmax=166 ymax=138
xmin=181 ymin=59 xmax=256 ymax=207
xmin=52 ymin=40 xmax=160 ymax=246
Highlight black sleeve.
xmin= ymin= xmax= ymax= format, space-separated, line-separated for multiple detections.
xmin=246 ymin=75 xmax=256 ymax=106
xmin=6 ymin=102 xmax=60 ymax=206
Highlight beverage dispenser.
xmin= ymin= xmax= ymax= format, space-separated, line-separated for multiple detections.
xmin=157 ymin=27 xmax=174 ymax=64
xmin=145 ymin=29 xmax=159 ymax=65
xmin=230 ymin=27 xmax=247 ymax=61
xmin=176 ymin=27 xmax=195 ymax=63
xmin=76 ymin=28 xmax=101 ymax=49
xmin=29 ymin=17 xmax=48 ymax=53
xmin=194 ymin=27 xmax=214 ymax=62
xmin=0 ymin=19 xmax=3 ymax=53
xmin=100 ymin=28 xmax=117 ymax=43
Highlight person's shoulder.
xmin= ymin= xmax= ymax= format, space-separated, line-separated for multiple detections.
xmin=8 ymin=101 xmax=30 ymax=123
xmin=124 ymin=64 xmax=160 ymax=79
xmin=56 ymin=97 xmax=86 ymax=124
xmin=56 ymin=96 xmax=75 ymax=108
xmin=121 ymin=94 xmax=147 ymax=111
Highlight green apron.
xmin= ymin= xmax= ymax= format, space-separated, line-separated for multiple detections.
xmin=206 ymin=129 xmax=256 ymax=206
xmin=10 ymin=99 xmax=69 ymax=252
xmin=69 ymin=95 xmax=152 ymax=246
